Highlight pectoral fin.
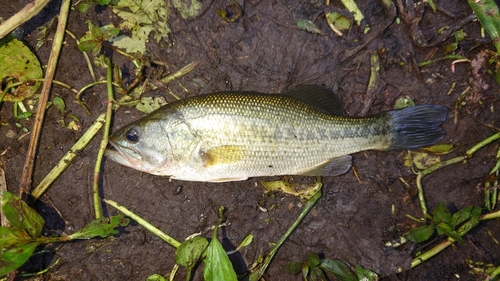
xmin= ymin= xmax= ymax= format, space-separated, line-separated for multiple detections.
xmin=300 ymin=155 xmax=352 ymax=176
xmin=200 ymin=145 xmax=245 ymax=167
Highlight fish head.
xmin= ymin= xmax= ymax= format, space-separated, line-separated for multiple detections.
xmin=105 ymin=117 xmax=176 ymax=175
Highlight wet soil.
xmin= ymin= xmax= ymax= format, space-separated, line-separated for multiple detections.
xmin=1 ymin=0 xmax=499 ymax=280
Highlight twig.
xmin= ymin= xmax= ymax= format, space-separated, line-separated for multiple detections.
xmin=0 ymin=0 xmax=51 ymax=39
xmin=19 ymin=0 xmax=71 ymax=200
xmin=31 ymin=113 xmax=106 ymax=200
xmin=160 ymin=61 xmax=199 ymax=84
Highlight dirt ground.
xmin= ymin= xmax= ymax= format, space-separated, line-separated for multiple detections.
xmin=1 ymin=0 xmax=500 ymax=280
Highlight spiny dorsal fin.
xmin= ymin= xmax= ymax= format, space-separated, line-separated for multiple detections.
xmin=281 ymin=85 xmax=344 ymax=116
xmin=299 ymin=155 xmax=352 ymax=176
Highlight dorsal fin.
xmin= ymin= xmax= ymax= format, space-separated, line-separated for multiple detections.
xmin=281 ymin=85 xmax=344 ymax=115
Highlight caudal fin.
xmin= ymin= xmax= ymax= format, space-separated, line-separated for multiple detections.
xmin=387 ymin=105 xmax=448 ymax=150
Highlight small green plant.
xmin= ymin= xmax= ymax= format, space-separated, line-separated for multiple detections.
xmin=78 ymin=21 xmax=120 ymax=56
xmin=283 ymin=252 xmax=378 ymax=281
xmin=171 ymin=207 xmax=253 ymax=281
xmin=404 ymin=203 xmax=482 ymax=244
xmin=0 ymin=191 xmax=129 ymax=277
xmin=50 ymin=96 xmax=81 ymax=130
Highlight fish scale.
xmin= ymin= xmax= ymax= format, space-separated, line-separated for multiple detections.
xmin=106 ymin=86 xmax=448 ymax=182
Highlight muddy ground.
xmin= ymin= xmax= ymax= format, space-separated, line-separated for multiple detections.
xmin=1 ymin=0 xmax=500 ymax=280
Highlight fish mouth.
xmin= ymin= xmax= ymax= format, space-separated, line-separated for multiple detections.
xmin=105 ymin=141 xmax=142 ymax=169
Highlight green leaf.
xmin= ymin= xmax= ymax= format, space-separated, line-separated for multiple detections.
xmin=236 ymin=234 xmax=253 ymax=250
xmin=444 ymin=42 xmax=458 ymax=54
xmin=66 ymin=113 xmax=80 ymax=122
xmin=297 ymin=20 xmax=321 ymax=34
xmin=135 ymin=96 xmax=167 ymax=113
xmin=405 ymin=224 xmax=435 ymax=243
xmin=103 ymin=28 xmax=120 ymax=40
xmin=457 ymin=206 xmax=482 ymax=235
xmin=90 ymin=23 xmax=103 ymax=38
xmin=0 ymin=227 xmax=32 ymax=248
xmin=146 ymin=274 xmax=168 ymax=281
xmin=355 ymin=264 xmax=379 ymax=281
xmin=0 ymin=242 xmax=39 ymax=276
xmin=306 ymin=252 xmax=320 ymax=268
xmin=309 ymin=266 xmax=327 ymax=281
xmin=110 ymin=0 xmax=171 ymax=53
xmin=67 ymin=215 xmax=129 ymax=240
xmin=394 ymin=96 xmax=415 ymax=109
xmin=0 ymin=36 xmax=43 ymax=102
xmin=468 ymin=0 xmax=500 ymax=53
xmin=319 ymin=259 xmax=357 ymax=281
xmin=96 ymin=0 xmax=111 ymax=5
xmin=203 ymin=226 xmax=237 ymax=281
xmin=78 ymin=40 xmax=100 ymax=53
xmin=1 ymin=191 xmax=44 ymax=238
xmin=420 ymin=144 xmax=455 ymax=154
xmin=175 ymin=236 xmax=209 ymax=272
xmin=436 ymin=222 xmax=463 ymax=243
xmin=454 ymin=30 xmax=466 ymax=42
xmin=432 ymin=202 xmax=452 ymax=225
xmin=78 ymin=1 xmax=93 ymax=13
xmin=326 ymin=12 xmax=351 ymax=32
xmin=16 ymin=111 xmax=33 ymax=119
xmin=283 ymin=262 xmax=302 ymax=275
xmin=425 ymin=0 xmax=436 ymax=13
xmin=451 ymin=206 xmax=475 ymax=228
xmin=172 ymin=0 xmax=203 ymax=19
xmin=52 ymin=96 xmax=66 ymax=112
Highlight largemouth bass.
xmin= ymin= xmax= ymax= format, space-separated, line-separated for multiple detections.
xmin=105 ymin=86 xmax=448 ymax=182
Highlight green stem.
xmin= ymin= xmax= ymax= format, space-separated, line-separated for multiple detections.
xmin=103 ymin=199 xmax=181 ymax=248
xmin=1 ymin=79 xmax=77 ymax=103
xmin=420 ymin=156 xmax=466 ymax=177
xmin=91 ymin=57 xmax=115 ymax=219
xmin=339 ymin=0 xmax=369 ymax=33
xmin=466 ymin=132 xmax=500 ymax=157
xmin=65 ymin=29 xmax=96 ymax=82
xmin=76 ymin=81 xmax=122 ymax=115
xmin=411 ymin=240 xmax=452 ymax=268
xmin=419 ymin=54 xmax=466 ymax=67
xmin=31 ymin=113 xmax=106 ymax=200
xmin=490 ymin=265 xmax=500 ymax=279
xmin=414 ymin=156 xmax=466 ymax=221
xmin=249 ymin=178 xmax=323 ymax=281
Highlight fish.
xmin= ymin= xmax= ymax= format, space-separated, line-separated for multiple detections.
xmin=105 ymin=85 xmax=448 ymax=182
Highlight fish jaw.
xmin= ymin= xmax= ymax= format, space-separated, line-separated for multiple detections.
xmin=105 ymin=141 xmax=156 ymax=174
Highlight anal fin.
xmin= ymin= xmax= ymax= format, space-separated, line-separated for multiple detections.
xmin=300 ymin=155 xmax=352 ymax=176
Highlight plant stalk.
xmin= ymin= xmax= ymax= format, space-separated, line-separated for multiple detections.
xmin=18 ymin=0 xmax=71 ymax=200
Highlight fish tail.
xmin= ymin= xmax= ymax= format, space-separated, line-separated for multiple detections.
xmin=387 ymin=105 xmax=448 ymax=150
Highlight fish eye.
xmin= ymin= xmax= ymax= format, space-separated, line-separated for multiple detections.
xmin=125 ymin=129 xmax=139 ymax=143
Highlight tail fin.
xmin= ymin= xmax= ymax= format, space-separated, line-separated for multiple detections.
xmin=387 ymin=105 xmax=448 ymax=150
